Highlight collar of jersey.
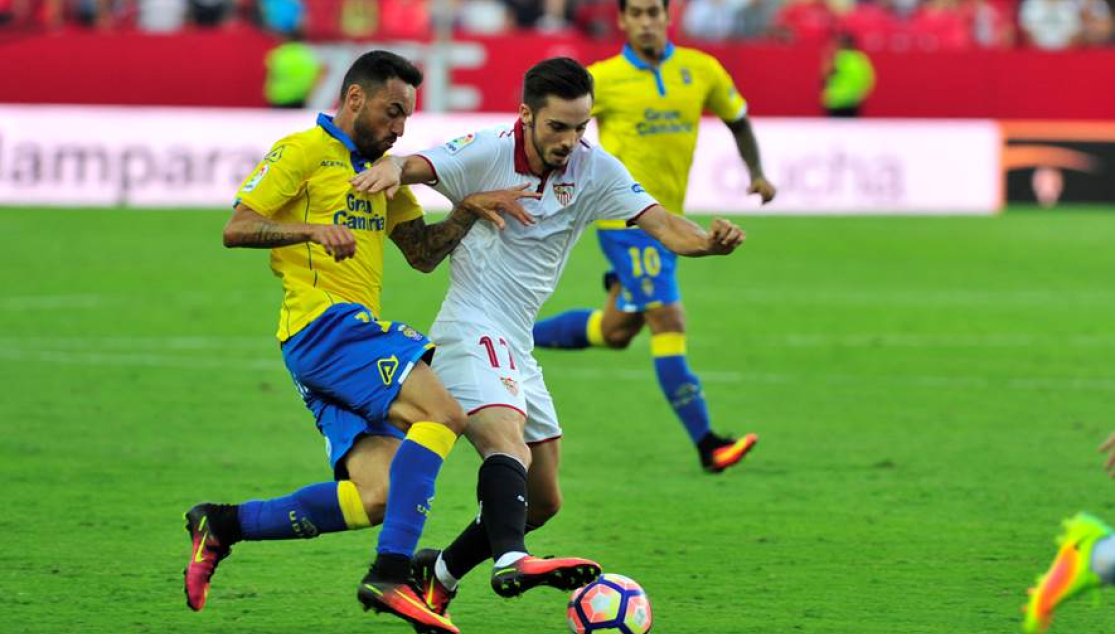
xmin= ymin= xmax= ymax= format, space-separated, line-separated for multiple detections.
xmin=621 ymin=41 xmax=675 ymax=70
xmin=621 ymin=42 xmax=674 ymax=96
xmin=512 ymin=118 xmax=568 ymax=179
xmin=316 ymin=112 xmax=370 ymax=173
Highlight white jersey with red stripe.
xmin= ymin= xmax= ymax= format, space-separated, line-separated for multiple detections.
xmin=418 ymin=119 xmax=658 ymax=355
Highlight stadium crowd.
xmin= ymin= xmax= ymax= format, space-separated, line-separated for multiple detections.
xmin=0 ymin=0 xmax=1111 ymax=49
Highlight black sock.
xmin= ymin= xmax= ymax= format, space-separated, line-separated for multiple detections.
xmin=370 ymin=552 xmax=411 ymax=583
xmin=443 ymin=517 xmax=544 ymax=580
xmin=208 ymin=504 xmax=244 ymax=544
xmin=697 ymin=431 xmax=726 ymax=455
xmin=477 ymin=454 xmax=528 ymax=561
xmin=442 ymin=518 xmax=490 ymax=580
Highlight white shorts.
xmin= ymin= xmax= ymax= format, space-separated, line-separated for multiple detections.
xmin=430 ymin=320 xmax=562 ymax=444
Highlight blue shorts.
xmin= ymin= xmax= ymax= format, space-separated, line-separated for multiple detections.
xmin=281 ymin=303 xmax=435 ymax=479
xmin=598 ymin=227 xmax=681 ymax=313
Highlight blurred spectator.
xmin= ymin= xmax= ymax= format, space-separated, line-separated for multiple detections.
xmin=138 ymin=0 xmax=188 ymax=31
xmin=682 ymin=0 xmax=748 ymax=41
xmin=571 ymin=0 xmax=611 ymax=36
xmin=1080 ymin=0 xmax=1113 ymax=44
xmin=378 ymin=0 xmax=431 ymax=38
xmin=909 ymin=0 xmax=972 ymax=49
xmin=458 ymin=0 xmax=512 ymax=34
xmin=772 ymin=0 xmax=838 ymax=44
xmin=339 ymin=0 xmax=377 ymax=38
xmin=839 ymin=0 xmax=900 ymax=50
xmin=738 ymin=0 xmax=783 ymax=38
xmin=188 ymin=0 xmax=235 ymax=27
xmin=822 ymin=32 xmax=875 ymax=115
xmin=503 ymin=0 xmax=545 ymax=28
xmin=969 ymin=0 xmax=1016 ymax=48
xmin=536 ymin=0 xmax=569 ymax=31
xmin=264 ymin=29 xmax=321 ymax=108
xmin=258 ymin=0 xmax=303 ymax=35
xmin=1020 ymin=0 xmax=1083 ymax=49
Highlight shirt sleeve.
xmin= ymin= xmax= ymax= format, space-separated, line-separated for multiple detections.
xmin=235 ymin=137 xmax=311 ymax=216
xmin=416 ymin=129 xmax=499 ymax=204
xmin=385 ymin=184 xmax=424 ymax=235
xmin=588 ymin=149 xmax=659 ymax=224
xmin=704 ymin=57 xmax=748 ymax=123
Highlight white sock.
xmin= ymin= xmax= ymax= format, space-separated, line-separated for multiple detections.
xmin=434 ymin=553 xmax=460 ymax=591
xmin=494 ymin=551 xmax=529 ymax=569
xmin=1090 ymin=536 xmax=1115 ymax=584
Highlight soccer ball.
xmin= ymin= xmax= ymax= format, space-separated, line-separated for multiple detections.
xmin=567 ymin=573 xmax=653 ymax=634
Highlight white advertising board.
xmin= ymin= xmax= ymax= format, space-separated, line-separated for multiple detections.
xmin=0 ymin=106 xmax=1000 ymax=214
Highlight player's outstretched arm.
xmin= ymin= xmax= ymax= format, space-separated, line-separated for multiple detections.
xmin=350 ymin=155 xmax=435 ymax=199
xmin=390 ymin=185 xmax=540 ymax=273
xmin=725 ymin=117 xmax=776 ymax=204
xmin=634 ymin=205 xmax=745 ymax=257
xmin=223 ymin=203 xmax=356 ymax=261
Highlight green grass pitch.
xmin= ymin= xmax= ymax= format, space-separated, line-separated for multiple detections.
xmin=2 ymin=206 xmax=1115 ymax=634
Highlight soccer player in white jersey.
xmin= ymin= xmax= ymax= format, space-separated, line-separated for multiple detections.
xmin=350 ymin=57 xmax=745 ymax=613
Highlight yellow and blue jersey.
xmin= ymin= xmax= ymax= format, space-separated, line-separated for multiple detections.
xmin=236 ymin=113 xmax=423 ymax=341
xmin=590 ymin=43 xmax=747 ymax=226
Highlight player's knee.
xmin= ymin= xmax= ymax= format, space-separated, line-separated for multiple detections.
xmin=412 ymin=400 xmax=468 ymax=436
xmin=354 ymin=482 xmax=387 ymax=526
xmin=528 ymin=493 xmax=562 ymax=526
xmin=602 ymin=328 xmax=635 ymax=349
xmin=435 ymin=403 xmax=468 ymax=436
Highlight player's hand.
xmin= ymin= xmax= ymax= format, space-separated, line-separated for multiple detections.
xmin=460 ymin=184 xmax=540 ymax=230
xmin=749 ymin=176 xmax=776 ymax=205
xmin=310 ymin=224 xmax=357 ymax=261
xmin=350 ymin=158 xmax=403 ymax=199
xmin=706 ymin=218 xmax=745 ymax=255
xmin=1099 ymin=432 xmax=1115 ymax=477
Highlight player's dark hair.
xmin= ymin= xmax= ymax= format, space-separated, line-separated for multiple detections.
xmin=522 ymin=57 xmax=594 ymax=112
xmin=340 ymin=50 xmax=423 ymax=102
xmin=618 ymin=0 xmax=670 ymax=12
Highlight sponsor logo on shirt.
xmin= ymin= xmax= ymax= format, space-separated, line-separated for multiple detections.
xmin=333 ymin=194 xmax=386 ymax=231
xmin=320 ymin=160 xmax=347 ymax=168
xmin=241 ymin=164 xmax=269 ymax=193
xmin=636 ymin=108 xmax=694 ymax=136
xmin=444 ymin=133 xmax=476 ymax=155
xmin=265 ymin=145 xmax=286 ymax=162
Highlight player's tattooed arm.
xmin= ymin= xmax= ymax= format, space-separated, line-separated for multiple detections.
xmin=223 ymin=204 xmax=356 ymax=261
xmin=725 ymin=117 xmax=776 ymax=204
xmin=390 ymin=185 xmax=541 ymax=272
xmin=389 ymin=210 xmax=478 ymax=274
xmin=634 ymin=205 xmax=745 ymax=257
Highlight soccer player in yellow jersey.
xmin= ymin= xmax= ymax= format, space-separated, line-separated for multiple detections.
xmin=180 ymin=51 xmax=534 ymax=634
xmin=533 ymin=0 xmax=776 ymax=474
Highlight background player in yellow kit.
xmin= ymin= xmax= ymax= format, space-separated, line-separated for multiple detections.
xmin=533 ymin=0 xmax=777 ymax=473
xmin=181 ymin=50 xmax=534 ymax=634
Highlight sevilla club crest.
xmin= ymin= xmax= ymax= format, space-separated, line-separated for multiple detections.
xmin=553 ymin=182 xmax=575 ymax=206
xmin=500 ymin=377 xmax=519 ymax=397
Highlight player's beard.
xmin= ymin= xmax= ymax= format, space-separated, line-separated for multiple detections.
xmin=352 ymin=117 xmax=394 ymax=162
xmin=529 ymin=121 xmax=569 ymax=172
